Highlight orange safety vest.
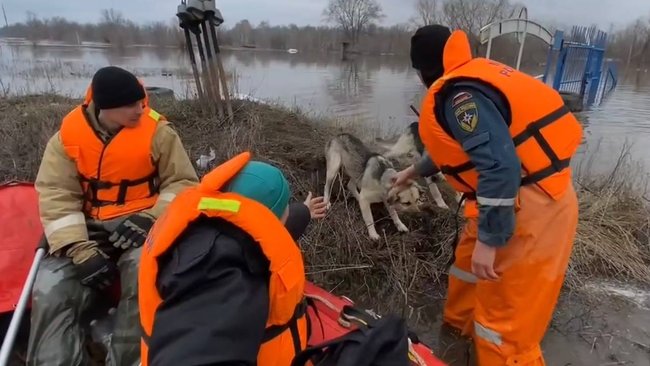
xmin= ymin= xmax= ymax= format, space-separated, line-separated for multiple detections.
xmin=138 ymin=151 xmax=308 ymax=366
xmin=418 ymin=30 xmax=583 ymax=217
xmin=60 ymin=84 xmax=163 ymax=220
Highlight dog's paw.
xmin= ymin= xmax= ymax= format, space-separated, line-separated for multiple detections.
xmin=396 ymin=222 xmax=409 ymax=233
xmin=369 ymin=231 xmax=381 ymax=241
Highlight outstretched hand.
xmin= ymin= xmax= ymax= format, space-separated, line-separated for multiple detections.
xmin=391 ymin=165 xmax=417 ymax=189
xmin=304 ymin=192 xmax=328 ymax=219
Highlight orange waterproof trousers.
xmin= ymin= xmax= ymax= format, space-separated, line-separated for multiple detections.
xmin=443 ymin=183 xmax=578 ymax=365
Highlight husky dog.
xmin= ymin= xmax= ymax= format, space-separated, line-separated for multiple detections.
xmin=377 ymin=121 xmax=462 ymax=209
xmin=323 ymin=134 xmax=421 ymax=241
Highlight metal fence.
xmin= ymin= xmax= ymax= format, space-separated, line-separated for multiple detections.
xmin=542 ymin=26 xmax=617 ymax=107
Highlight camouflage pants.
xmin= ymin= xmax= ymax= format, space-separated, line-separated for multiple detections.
xmin=26 ymin=246 xmax=142 ymax=366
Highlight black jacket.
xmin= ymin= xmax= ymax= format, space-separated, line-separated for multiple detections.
xmin=147 ymin=202 xmax=310 ymax=366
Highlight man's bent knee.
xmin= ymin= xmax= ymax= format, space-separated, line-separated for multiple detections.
xmin=28 ymin=256 xmax=94 ymax=366
xmin=31 ymin=256 xmax=87 ymax=312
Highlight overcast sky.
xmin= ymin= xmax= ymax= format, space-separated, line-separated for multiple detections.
xmin=2 ymin=0 xmax=648 ymax=31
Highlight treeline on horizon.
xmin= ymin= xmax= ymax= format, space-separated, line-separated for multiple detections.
xmin=0 ymin=0 xmax=649 ymax=68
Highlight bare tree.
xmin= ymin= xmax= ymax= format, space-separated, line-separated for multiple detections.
xmin=98 ymin=8 xmax=129 ymax=47
xmin=411 ymin=0 xmax=444 ymax=27
xmin=24 ymin=11 xmax=41 ymax=42
xmin=632 ymin=23 xmax=650 ymax=70
xmin=100 ymin=8 xmax=126 ymax=26
xmin=441 ymin=0 xmax=514 ymax=52
xmin=231 ymin=19 xmax=254 ymax=46
xmin=323 ymin=0 xmax=384 ymax=44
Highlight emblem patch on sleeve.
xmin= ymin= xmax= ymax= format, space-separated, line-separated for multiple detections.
xmin=454 ymin=102 xmax=479 ymax=132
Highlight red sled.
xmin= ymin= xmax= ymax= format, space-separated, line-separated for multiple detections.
xmin=0 ymin=181 xmax=43 ymax=315
xmin=303 ymin=282 xmax=446 ymax=366
xmin=0 ymin=181 xmax=44 ymax=364
xmin=0 ymin=181 xmax=117 ymax=364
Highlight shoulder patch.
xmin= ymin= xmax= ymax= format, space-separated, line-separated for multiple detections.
xmin=451 ymin=91 xmax=473 ymax=108
xmin=454 ymin=102 xmax=479 ymax=133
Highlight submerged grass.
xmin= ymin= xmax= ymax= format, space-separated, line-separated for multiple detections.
xmin=1 ymin=94 xmax=648 ymax=319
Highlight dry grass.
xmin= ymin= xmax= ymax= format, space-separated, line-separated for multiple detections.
xmin=155 ymin=96 xmax=460 ymax=317
xmin=1 ymin=95 xmax=648 ymax=319
xmin=569 ymin=142 xmax=650 ymax=288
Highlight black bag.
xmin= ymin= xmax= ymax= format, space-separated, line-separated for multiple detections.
xmin=291 ymin=314 xmax=411 ymax=366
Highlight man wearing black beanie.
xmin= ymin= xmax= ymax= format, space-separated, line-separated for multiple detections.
xmin=28 ymin=66 xmax=199 ymax=366
xmin=410 ymin=24 xmax=451 ymax=87
xmin=392 ymin=26 xmax=582 ymax=366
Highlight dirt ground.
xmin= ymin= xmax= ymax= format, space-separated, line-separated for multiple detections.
xmin=543 ymin=283 xmax=650 ymax=366
xmin=392 ymin=281 xmax=650 ymax=366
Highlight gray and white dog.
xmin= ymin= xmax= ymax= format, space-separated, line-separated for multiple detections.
xmin=323 ymin=133 xmax=421 ymax=240
xmin=376 ymin=121 xmax=462 ymax=209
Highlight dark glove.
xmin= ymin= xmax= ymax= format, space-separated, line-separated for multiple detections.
xmin=108 ymin=212 xmax=155 ymax=250
xmin=75 ymin=248 xmax=119 ymax=291
xmin=86 ymin=220 xmax=125 ymax=261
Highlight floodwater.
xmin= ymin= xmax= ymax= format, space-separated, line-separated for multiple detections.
xmin=1 ymin=41 xmax=650 ymax=176
xmin=1 ymin=41 xmax=649 ymax=365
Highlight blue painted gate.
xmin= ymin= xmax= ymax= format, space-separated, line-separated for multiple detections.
xmin=542 ymin=26 xmax=617 ymax=108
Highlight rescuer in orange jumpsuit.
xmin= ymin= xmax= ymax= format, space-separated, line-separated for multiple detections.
xmin=393 ymin=25 xmax=582 ymax=365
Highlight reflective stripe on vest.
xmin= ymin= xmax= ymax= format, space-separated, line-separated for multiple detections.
xmin=138 ymin=152 xmax=307 ymax=366
xmin=418 ymin=30 xmax=583 ymax=203
xmin=60 ymin=101 xmax=163 ymax=220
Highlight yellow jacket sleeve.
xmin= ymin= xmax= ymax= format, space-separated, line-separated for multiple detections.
xmin=141 ymin=120 xmax=199 ymax=219
xmin=35 ymin=131 xmax=89 ymax=254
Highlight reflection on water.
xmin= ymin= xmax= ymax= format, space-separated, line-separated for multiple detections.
xmin=576 ymin=77 xmax=650 ymax=176
xmin=1 ymin=41 xmax=650 ymax=173
xmin=221 ymin=50 xmax=424 ymax=134
xmin=0 ymin=42 xmax=425 ymax=134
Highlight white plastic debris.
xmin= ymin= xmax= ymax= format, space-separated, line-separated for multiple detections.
xmin=233 ymin=93 xmax=268 ymax=105
xmin=196 ymin=148 xmax=216 ymax=169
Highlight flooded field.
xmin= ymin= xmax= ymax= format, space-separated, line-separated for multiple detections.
xmin=2 ymin=40 xmax=650 ymax=177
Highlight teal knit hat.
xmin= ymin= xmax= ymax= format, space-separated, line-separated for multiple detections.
xmin=224 ymin=161 xmax=291 ymax=219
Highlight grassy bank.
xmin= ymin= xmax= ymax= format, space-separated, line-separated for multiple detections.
xmin=1 ymin=94 xmax=649 ymax=319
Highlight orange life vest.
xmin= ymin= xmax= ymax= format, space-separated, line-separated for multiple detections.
xmin=418 ymin=30 xmax=583 ymax=217
xmin=60 ymin=84 xmax=163 ymax=220
xmin=138 ymin=151 xmax=308 ymax=366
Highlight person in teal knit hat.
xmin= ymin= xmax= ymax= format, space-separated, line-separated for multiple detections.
xmin=225 ymin=160 xmax=327 ymax=238
xmin=225 ymin=160 xmax=292 ymax=219
xmin=145 ymin=158 xmax=327 ymax=366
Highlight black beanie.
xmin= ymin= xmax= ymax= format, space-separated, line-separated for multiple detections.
xmin=91 ymin=66 xmax=146 ymax=109
xmin=410 ymin=25 xmax=452 ymax=87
